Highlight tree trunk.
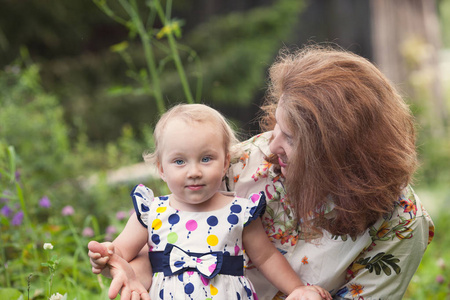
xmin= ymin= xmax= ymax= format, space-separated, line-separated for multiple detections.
xmin=370 ymin=0 xmax=447 ymax=134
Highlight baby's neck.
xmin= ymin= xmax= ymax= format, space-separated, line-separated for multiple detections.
xmin=168 ymin=192 xmax=234 ymax=212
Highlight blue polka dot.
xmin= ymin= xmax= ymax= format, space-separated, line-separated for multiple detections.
xmin=151 ymin=234 xmax=160 ymax=244
xmin=141 ymin=203 xmax=149 ymax=212
xmin=160 ymin=196 xmax=169 ymax=200
xmin=174 ymin=260 xmax=185 ymax=268
xmin=159 ymin=289 xmax=164 ymax=299
xmin=184 ymin=283 xmax=195 ymax=294
xmin=237 ymin=292 xmax=241 ymax=300
xmin=169 ymin=213 xmax=180 ymax=225
xmin=245 ymin=286 xmax=252 ymax=297
xmin=178 ymin=273 xmax=183 ymax=281
xmin=207 ymin=216 xmax=219 ymax=227
xmin=227 ymin=214 xmax=239 ymax=225
xmin=230 ymin=204 xmax=242 ymax=213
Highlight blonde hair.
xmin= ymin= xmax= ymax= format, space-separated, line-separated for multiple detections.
xmin=261 ymin=45 xmax=417 ymax=237
xmin=144 ymin=103 xmax=238 ymax=164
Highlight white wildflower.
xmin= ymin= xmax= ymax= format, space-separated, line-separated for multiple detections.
xmin=49 ymin=293 xmax=67 ymax=300
xmin=43 ymin=243 xmax=54 ymax=250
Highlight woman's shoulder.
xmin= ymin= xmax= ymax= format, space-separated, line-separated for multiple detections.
xmin=225 ymin=132 xmax=280 ymax=196
xmin=232 ymin=132 xmax=272 ymax=157
xmin=392 ymin=185 xmax=432 ymax=221
xmin=367 ymin=184 xmax=434 ymax=244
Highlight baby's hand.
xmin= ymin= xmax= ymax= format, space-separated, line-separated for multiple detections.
xmin=286 ymin=285 xmax=332 ymax=300
xmin=88 ymin=241 xmax=114 ymax=275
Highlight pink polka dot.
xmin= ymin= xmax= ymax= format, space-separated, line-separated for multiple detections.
xmin=208 ymin=264 xmax=216 ymax=273
xmin=186 ymin=220 xmax=198 ymax=231
xmin=250 ymin=193 xmax=260 ymax=203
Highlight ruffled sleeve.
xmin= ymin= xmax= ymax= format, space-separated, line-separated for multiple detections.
xmin=243 ymin=192 xmax=266 ymax=227
xmin=131 ymin=184 xmax=155 ymax=228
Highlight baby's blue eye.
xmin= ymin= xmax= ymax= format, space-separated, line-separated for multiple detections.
xmin=174 ymin=159 xmax=184 ymax=165
xmin=202 ymin=157 xmax=211 ymax=163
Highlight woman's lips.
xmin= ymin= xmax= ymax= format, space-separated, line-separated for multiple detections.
xmin=278 ymin=157 xmax=288 ymax=168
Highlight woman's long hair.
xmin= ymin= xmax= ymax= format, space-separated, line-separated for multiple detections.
xmin=260 ymin=45 xmax=417 ymax=237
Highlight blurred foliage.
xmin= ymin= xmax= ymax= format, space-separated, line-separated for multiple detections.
xmin=0 ymin=52 xmax=72 ymax=186
xmin=439 ymin=0 xmax=450 ymax=47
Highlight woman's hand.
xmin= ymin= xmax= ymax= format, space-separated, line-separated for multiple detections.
xmin=106 ymin=252 xmax=151 ymax=300
xmin=286 ymin=285 xmax=332 ymax=300
xmin=88 ymin=241 xmax=150 ymax=299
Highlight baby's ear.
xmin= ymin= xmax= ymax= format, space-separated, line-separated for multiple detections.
xmin=223 ymin=153 xmax=231 ymax=174
xmin=157 ymin=162 xmax=166 ymax=182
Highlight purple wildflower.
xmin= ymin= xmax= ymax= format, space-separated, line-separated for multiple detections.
xmin=39 ymin=196 xmax=51 ymax=208
xmin=1 ymin=205 xmax=13 ymax=217
xmin=1 ymin=190 xmax=11 ymax=203
xmin=104 ymin=225 xmax=117 ymax=241
xmin=61 ymin=205 xmax=74 ymax=216
xmin=12 ymin=211 xmax=24 ymax=226
xmin=436 ymin=274 xmax=444 ymax=284
xmin=82 ymin=227 xmax=95 ymax=237
xmin=116 ymin=211 xmax=127 ymax=221
xmin=106 ymin=225 xmax=117 ymax=235
xmin=15 ymin=171 xmax=20 ymax=182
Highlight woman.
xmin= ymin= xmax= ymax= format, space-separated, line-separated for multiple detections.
xmin=92 ymin=45 xmax=434 ymax=299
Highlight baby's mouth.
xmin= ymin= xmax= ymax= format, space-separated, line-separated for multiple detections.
xmin=186 ymin=184 xmax=204 ymax=191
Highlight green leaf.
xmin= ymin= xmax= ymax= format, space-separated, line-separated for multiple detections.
xmin=110 ymin=41 xmax=129 ymax=53
xmin=368 ymin=252 xmax=385 ymax=264
xmin=373 ymin=262 xmax=381 ymax=275
xmin=384 ymin=259 xmax=401 ymax=275
xmin=379 ymin=260 xmax=392 ymax=276
xmin=0 ymin=288 xmax=22 ymax=299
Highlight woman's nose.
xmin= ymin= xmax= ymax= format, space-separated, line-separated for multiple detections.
xmin=269 ymin=125 xmax=283 ymax=155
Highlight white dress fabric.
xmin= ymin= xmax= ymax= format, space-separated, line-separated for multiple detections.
xmin=132 ymin=184 xmax=266 ymax=300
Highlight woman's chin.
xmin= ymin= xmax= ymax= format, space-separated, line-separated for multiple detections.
xmin=280 ymin=165 xmax=287 ymax=176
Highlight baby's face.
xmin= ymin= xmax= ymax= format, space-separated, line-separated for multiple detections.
xmin=157 ymin=119 xmax=229 ymax=211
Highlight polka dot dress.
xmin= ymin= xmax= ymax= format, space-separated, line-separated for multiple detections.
xmin=132 ymin=184 xmax=265 ymax=300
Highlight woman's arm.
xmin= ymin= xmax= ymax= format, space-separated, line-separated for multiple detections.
xmin=128 ymin=245 xmax=152 ymax=289
xmin=243 ymin=218 xmax=331 ymax=299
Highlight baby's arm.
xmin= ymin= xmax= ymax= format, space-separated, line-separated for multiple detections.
xmin=88 ymin=213 xmax=148 ymax=271
xmin=110 ymin=212 xmax=149 ymax=262
xmin=243 ymin=218 xmax=331 ymax=300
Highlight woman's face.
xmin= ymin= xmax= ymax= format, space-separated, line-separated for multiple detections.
xmin=269 ymin=105 xmax=294 ymax=176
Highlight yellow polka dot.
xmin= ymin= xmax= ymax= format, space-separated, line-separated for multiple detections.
xmin=156 ymin=207 xmax=166 ymax=213
xmin=207 ymin=235 xmax=218 ymax=246
xmin=210 ymin=284 xmax=218 ymax=296
xmin=152 ymin=219 xmax=162 ymax=230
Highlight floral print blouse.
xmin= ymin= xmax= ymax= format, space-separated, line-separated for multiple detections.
xmin=224 ymin=132 xmax=435 ymax=300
